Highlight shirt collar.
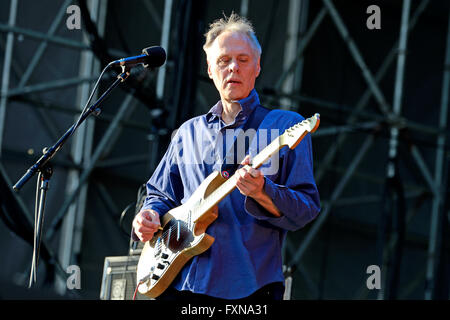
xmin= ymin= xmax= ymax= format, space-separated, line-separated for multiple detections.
xmin=206 ymin=89 xmax=260 ymax=123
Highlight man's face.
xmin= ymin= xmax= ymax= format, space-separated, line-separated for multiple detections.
xmin=207 ymin=31 xmax=261 ymax=103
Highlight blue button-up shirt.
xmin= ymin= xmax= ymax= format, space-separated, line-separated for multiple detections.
xmin=142 ymin=89 xmax=320 ymax=299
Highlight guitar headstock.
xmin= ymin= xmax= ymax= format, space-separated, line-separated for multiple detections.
xmin=280 ymin=113 xmax=320 ymax=149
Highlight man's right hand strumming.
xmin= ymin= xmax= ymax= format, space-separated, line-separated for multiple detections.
xmin=132 ymin=209 xmax=161 ymax=242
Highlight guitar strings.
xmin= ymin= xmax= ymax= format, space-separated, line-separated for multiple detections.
xmin=155 ymin=221 xmax=187 ymax=251
xmin=155 ymin=208 xmax=197 ymax=253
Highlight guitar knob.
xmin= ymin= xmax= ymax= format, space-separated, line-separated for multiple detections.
xmin=157 ymin=263 xmax=165 ymax=269
xmin=151 ymin=274 xmax=160 ymax=281
xmin=161 ymin=253 xmax=169 ymax=259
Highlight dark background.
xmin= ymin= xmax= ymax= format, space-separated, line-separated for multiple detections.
xmin=0 ymin=0 xmax=449 ymax=300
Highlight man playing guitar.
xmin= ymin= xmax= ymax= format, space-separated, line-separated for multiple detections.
xmin=132 ymin=12 xmax=320 ymax=301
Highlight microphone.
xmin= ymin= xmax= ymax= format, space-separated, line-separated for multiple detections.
xmin=110 ymin=46 xmax=166 ymax=69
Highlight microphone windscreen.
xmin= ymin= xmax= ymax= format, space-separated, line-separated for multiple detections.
xmin=142 ymin=46 xmax=166 ymax=68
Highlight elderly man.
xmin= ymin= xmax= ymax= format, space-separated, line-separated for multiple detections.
xmin=132 ymin=13 xmax=320 ymax=301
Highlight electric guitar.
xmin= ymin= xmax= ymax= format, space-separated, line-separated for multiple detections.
xmin=136 ymin=113 xmax=320 ymax=298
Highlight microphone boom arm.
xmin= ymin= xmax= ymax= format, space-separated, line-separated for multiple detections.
xmin=13 ymin=66 xmax=130 ymax=192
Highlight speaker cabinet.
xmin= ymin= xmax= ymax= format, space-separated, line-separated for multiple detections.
xmin=100 ymin=255 xmax=152 ymax=300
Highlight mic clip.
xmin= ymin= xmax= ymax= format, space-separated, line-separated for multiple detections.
xmin=117 ymin=65 xmax=131 ymax=82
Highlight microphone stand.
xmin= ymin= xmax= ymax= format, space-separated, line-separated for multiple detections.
xmin=28 ymin=158 xmax=52 ymax=288
xmin=13 ymin=65 xmax=131 ymax=288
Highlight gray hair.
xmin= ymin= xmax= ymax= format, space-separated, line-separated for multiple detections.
xmin=203 ymin=12 xmax=262 ymax=59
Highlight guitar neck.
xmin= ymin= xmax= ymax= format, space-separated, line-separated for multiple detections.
xmin=250 ymin=136 xmax=283 ymax=170
xmin=194 ymin=136 xmax=284 ymax=219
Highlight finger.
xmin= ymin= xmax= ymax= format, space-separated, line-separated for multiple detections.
xmin=237 ymin=177 xmax=257 ymax=191
xmin=140 ymin=229 xmax=158 ymax=237
xmin=134 ymin=223 xmax=159 ymax=235
xmin=240 ymin=155 xmax=251 ymax=165
xmin=141 ymin=219 xmax=161 ymax=230
xmin=248 ymin=167 xmax=261 ymax=178
xmin=236 ymin=179 xmax=250 ymax=190
xmin=134 ymin=213 xmax=160 ymax=230
xmin=240 ymin=167 xmax=259 ymax=181
xmin=238 ymin=167 xmax=252 ymax=180
xmin=141 ymin=209 xmax=159 ymax=221
xmin=236 ymin=181 xmax=250 ymax=195
xmin=135 ymin=225 xmax=159 ymax=240
xmin=140 ymin=210 xmax=161 ymax=226
xmin=135 ymin=231 xmax=154 ymax=242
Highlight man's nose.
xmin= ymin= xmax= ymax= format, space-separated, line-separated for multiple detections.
xmin=228 ymin=59 xmax=239 ymax=72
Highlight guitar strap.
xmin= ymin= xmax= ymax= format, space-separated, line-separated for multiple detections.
xmin=220 ymin=105 xmax=271 ymax=178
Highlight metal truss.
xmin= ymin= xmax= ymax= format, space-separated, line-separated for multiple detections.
xmin=0 ymin=0 xmax=165 ymax=294
xmin=268 ymin=0 xmax=449 ymax=300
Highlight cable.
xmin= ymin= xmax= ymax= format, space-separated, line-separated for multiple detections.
xmin=71 ymin=62 xmax=114 ymax=134
xmin=29 ymin=171 xmax=42 ymax=288
xmin=133 ymin=280 xmax=145 ymax=301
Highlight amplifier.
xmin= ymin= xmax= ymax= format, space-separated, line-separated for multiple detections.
xmin=128 ymin=239 xmax=145 ymax=256
xmin=99 ymin=255 xmax=152 ymax=300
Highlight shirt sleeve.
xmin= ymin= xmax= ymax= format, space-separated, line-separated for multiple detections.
xmin=131 ymin=134 xmax=184 ymax=241
xmin=244 ymin=133 xmax=320 ymax=231
xmin=141 ymin=133 xmax=184 ymax=217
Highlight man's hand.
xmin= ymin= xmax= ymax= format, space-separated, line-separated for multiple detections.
xmin=235 ymin=155 xmax=265 ymax=200
xmin=132 ymin=209 xmax=161 ymax=242
xmin=235 ymin=155 xmax=282 ymax=217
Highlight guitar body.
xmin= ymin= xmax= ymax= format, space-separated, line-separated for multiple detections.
xmin=136 ymin=171 xmax=226 ymax=298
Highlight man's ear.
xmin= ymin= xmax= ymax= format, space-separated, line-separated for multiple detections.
xmin=207 ymin=60 xmax=213 ymax=79
xmin=255 ymin=57 xmax=261 ymax=77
